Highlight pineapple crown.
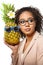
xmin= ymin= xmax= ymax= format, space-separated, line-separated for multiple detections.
xmin=1 ymin=3 xmax=15 ymax=23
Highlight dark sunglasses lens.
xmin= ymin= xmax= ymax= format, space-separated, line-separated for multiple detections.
xmin=14 ymin=26 xmax=19 ymax=32
xmin=5 ymin=27 xmax=11 ymax=32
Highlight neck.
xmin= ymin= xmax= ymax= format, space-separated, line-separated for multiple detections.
xmin=26 ymin=31 xmax=36 ymax=43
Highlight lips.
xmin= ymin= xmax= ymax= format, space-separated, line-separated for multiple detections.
xmin=25 ymin=28 xmax=31 ymax=31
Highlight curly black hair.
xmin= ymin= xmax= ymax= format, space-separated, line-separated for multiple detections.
xmin=15 ymin=6 xmax=43 ymax=38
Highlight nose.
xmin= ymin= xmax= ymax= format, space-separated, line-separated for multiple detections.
xmin=25 ymin=22 xmax=30 ymax=27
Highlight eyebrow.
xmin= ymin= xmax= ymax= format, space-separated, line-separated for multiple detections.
xmin=19 ymin=17 xmax=34 ymax=21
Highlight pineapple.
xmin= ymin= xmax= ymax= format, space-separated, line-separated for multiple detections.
xmin=1 ymin=3 xmax=20 ymax=45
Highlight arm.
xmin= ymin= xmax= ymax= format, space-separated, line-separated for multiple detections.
xmin=4 ymin=41 xmax=19 ymax=65
xmin=11 ymin=51 xmax=18 ymax=65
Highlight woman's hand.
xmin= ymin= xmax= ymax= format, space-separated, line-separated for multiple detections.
xmin=4 ymin=41 xmax=19 ymax=54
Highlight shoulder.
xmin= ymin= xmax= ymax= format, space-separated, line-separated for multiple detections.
xmin=35 ymin=31 xmax=43 ymax=45
xmin=37 ymin=34 xmax=43 ymax=52
xmin=38 ymin=34 xmax=43 ymax=44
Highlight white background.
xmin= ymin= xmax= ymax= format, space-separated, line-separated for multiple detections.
xmin=0 ymin=0 xmax=43 ymax=65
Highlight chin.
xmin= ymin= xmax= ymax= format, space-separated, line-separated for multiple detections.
xmin=24 ymin=31 xmax=35 ymax=36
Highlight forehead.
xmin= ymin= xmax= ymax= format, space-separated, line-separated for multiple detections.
xmin=19 ymin=11 xmax=33 ymax=20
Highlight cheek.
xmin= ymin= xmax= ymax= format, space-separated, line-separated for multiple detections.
xmin=19 ymin=26 xmax=25 ymax=32
xmin=30 ymin=23 xmax=36 ymax=31
xmin=20 ymin=26 xmax=24 ymax=31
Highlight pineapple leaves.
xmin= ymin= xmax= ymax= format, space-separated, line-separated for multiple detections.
xmin=1 ymin=3 xmax=15 ymax=23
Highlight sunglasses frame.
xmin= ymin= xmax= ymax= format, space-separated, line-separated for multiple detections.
xmin=4 ymin=26 xmax=20 ymax=32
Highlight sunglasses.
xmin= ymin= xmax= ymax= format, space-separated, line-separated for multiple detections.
xmin=4 ymin=26 xmax=20 ymax=32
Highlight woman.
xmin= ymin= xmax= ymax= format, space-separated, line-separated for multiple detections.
xmin=5 ymin=6 xmax=43 ymax=65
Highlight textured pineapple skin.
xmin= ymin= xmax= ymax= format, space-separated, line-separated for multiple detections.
xmin=4 ymin=22 xmax=20 ymax=45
